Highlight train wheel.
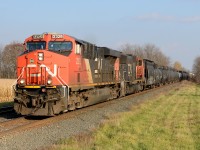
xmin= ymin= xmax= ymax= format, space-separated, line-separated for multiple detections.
xmin=68 ymin=101 xmax=76 ymax=111
xmin=76 ymin=98 xmax=84 ymax=109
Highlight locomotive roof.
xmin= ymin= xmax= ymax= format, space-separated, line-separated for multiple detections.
xmin=69 ymin=35 xmax=95 ymax=46
xmin=98 ymin=47 xmax=121 ymax=58
xmin=143 ymin=59 xmax=154 ymax=63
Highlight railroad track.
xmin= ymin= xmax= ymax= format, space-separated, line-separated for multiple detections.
xmin=0 ymin=116 xmax=35 ymax=135
xmin=0 ymin=82 xmax=181 ymax=138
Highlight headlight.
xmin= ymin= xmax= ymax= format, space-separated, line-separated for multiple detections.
xmin=47 ymin=79 xmax=52 ymax=85
xmin=41 ymin=88 xmax=46 ymax=92
xmin=19 ymin=79 xmax=25 ymax=85
xmin=38 ymin=52 xmax=44 ymax=61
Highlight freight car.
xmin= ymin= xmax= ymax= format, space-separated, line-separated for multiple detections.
xmin=13 ymin=33 xmax=186 ymax=116
xmin=179 ymin=71 xmax=189 ymax=80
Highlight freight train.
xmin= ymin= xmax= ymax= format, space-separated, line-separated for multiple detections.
xmin=13 ymin=33 xmax=189 ymax=116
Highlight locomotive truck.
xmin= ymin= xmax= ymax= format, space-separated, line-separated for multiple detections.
xmin=14 ymin=33 xmax=187 ymax=116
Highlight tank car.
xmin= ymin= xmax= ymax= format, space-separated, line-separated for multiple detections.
xmin=143 ymin=59 xmax=156 ymax=88
xmin=159 ymin=66 xmax=168 ymax=85
xmin=179 ymin=71 xmax=189 ymax=80
xmin=154 ymin=65 xmax=162 ymax=86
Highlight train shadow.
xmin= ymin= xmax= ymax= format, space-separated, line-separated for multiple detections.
xmin=0 ymin=112 xmax=50 ymax=121
xmin=24 ymin=116 xmax=50 ymax=120
xmin=0 ymin=110 xmax=21 ymax=120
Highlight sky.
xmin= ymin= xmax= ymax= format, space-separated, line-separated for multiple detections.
xmin=0 ymin=0 xmax=200 ymax=70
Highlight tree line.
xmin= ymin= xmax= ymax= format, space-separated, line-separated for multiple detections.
xmin=0 ymin=41 xmax=195 ymax=80
xmin=120 ymin=43 xmax=186 ymax=71
xmin=0 ymin=42 xmax=24 ymax=78
xmin=120 ymin=43 xmax=170 ymax=66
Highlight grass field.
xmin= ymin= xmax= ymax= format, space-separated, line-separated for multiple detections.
xmin=0 ymin=79 xmax=16 ymax=102
xmin=52 ymin=81 xmax=200 ymax=150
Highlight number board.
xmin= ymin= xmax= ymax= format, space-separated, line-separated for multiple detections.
xmin=32 ymin=34 xmax=44 ymax=39
xmin=52 ymin=34 xmax=63 ymax=39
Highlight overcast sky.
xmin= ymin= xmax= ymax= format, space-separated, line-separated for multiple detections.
xmin=0 ymin=0 xmax=199 ymax=70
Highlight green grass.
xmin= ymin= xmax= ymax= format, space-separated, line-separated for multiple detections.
xmin=52 ymin=82 xmax=200 ymax=150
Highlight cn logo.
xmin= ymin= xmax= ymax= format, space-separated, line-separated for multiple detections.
xmin=40 ymin=64 xmax=57 ymax=77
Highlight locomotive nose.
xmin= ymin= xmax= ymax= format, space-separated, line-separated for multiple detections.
xmin=23 ymin=51 xmax=47 ymax=85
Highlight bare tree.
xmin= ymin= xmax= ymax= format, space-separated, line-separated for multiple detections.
xmin=154 ymin=50 xmax=170 ymax=67
xmin=173 ymin=61 xmax=182 ymax=71
xmin=120 ymin=43 xmax=144 ymax=57
xmin=143 ymin=44 xmax=156 ymax=60
xmin=1 ymin=42 xmax=24 ymax=78
xmin=192 ymin=56 xmax=200 ymax=83
xmin=120 ymin=43 xmax=170 ymax=66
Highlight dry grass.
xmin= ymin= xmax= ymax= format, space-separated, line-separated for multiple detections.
xmin=0 ymin=79 xmax=16 ymax=102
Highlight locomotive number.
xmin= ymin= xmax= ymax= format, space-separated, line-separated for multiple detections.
xmin=52 ymin=34 xmax=63 ymax=39
xmin=32 ymin=34 xmax=44 ymax=39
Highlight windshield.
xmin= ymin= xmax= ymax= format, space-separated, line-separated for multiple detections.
xmin=48 ymin=41 xmax=72 ymax=51
xmin=27 ymin=42 xmax=46 ymax=51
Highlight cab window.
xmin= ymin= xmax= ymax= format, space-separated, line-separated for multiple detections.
xmin=137 ymin=60 xmax=143 ymax=66
xmin=48 ymin=41 xmax=72 ymax=51
xmin=27 ymin=42 xmax=46 ymax=51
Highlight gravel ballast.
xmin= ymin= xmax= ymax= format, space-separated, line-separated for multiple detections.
xmin=0 ymin=83 xmax=181 ymax=150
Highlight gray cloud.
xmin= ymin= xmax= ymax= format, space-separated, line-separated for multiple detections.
xmin=180 ymin=16 xmax=200 ymax=23
xmin=135 ymin=13 xmax=200 ymax=23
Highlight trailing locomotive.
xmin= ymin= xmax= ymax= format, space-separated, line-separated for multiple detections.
xmin=14 ymin=33 xmax=188 ymax=116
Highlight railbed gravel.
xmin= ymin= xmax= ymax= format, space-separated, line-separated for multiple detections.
xmin=0 ymin=83 xmax=181 ymax=150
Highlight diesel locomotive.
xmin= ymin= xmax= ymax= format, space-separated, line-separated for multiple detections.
xmin=14 ymin=33 xmax=188 ymax=116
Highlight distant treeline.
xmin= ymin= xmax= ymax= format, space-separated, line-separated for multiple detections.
xmin=120 ymin=43 xmax=188 ymax=72
xmin=0 ymin=42 xmax=24 ymax=79
xmin=120 ymin=43 xmax=170 ymax=67
xmin=0 ymin=41 xmax=191 ymax=79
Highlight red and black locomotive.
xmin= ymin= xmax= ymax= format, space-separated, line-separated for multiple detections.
xmin=14 ymin=33 xmax=188 ymax=116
